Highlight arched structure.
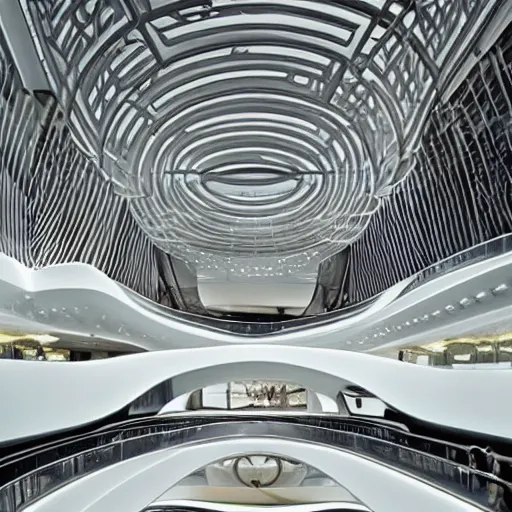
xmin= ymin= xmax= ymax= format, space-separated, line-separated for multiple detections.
xmin=1 ymin=345 xmax=511 ymax=445
xmin=20 ymin=438 xmax=482 ymax=512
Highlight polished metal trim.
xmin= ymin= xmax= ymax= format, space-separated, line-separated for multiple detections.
xmin=144 ymin=501 xmax=370 ymax=512
xmin=15 ymin=438 xmax=482 ymax=512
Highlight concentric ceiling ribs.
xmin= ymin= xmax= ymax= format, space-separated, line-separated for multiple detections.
xmin=23 ymin=0 xmax=378 ymax=279
xmin=19 ymin=0 xmax=497 ymax=284
xmin=0 ymin=0 xmax=509 ymax=315
xmin=347 ymin=21 xmax=512 ymax=304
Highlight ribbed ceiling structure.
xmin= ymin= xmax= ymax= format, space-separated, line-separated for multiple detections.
xmin=0 ymin=0 xmax=511 ymax=315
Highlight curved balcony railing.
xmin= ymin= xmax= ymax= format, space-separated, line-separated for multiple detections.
xmin=1 ymin=416 xmax=509 ymax=512
xmin=126 ymin=234 xmax=512 ymax=337
xmin=397 ymin=234 xmax=512 ymax=299
xmin=0 ymin=414 xmax=463 ymax=483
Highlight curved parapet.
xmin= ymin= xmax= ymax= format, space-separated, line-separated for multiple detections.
xmin=1 ymin=345 xmax=511 ymax=445
xmin=15 ymin=438 xmax=482 ymax=512
xmin=0 ymin=237 xmax=512 ymax=351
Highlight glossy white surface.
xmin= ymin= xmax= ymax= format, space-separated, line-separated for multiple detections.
xmin=1 ymin=346 xmax=511 ymax=444
xmin=21 ymin=438 xmax=481 ymax=512
xmin=0 ymin=247 xmax=511 ymax=352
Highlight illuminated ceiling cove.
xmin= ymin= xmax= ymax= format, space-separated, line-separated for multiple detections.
xmin=1 ymin=0 xmax=511 ymax=316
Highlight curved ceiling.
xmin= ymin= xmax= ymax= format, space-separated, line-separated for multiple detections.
xmin=0 ymin=0 xmax=511 ymax=316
